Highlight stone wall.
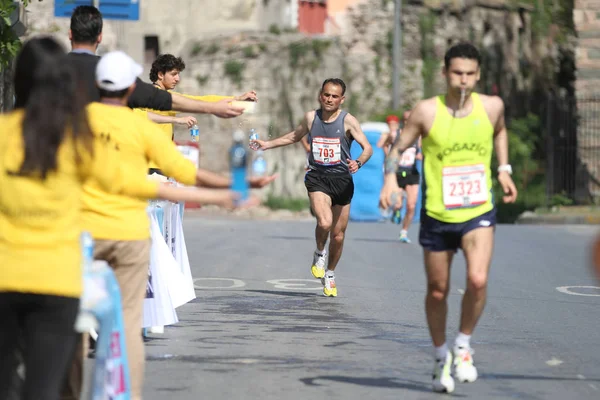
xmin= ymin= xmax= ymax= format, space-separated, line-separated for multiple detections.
xmin=574 ymin=0 xmax=600 ymax=199
xmin=172 ymin=0 xmax=548 ymax=199
xmin=19 ymin=0 xmax=561 ymax=201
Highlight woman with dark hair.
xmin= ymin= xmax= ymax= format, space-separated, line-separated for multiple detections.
xmin=0 ymin=37 xmax=251 ymax=400
xmin=0 ymin=36 xmax=98 ymax=400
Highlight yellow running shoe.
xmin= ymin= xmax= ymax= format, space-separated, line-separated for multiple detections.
xmin=311 ymin=251 xmax=326 ymax=279
xmin=322 ymin=272 xmax=337 ymax=297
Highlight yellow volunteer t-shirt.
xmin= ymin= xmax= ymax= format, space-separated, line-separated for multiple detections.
xmin=0 ymin=110 xmax=159 ymax=298
xmin=82 ymin=102 xmax=198 ymax=241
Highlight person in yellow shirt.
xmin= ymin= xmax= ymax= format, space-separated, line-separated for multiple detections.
xmin=379 ymin=42 xmax=517 ymax=393
xmin=139 ymin=54 xmax=257 ymax=174
xmin=0 ymin=37 xmax=250 ymax=400
xmin=80 ymin=50 xmax=274 ymax=400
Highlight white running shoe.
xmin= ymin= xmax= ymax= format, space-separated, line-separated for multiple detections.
xmin=432 ymin=352 xmax=455 ymax=393
xmin=311 ymin=251 xmax=327 ymax=279
xmin=322 ymin=271 xmax=337 ymax=297
xmin=453 ymin=345 xmax=478 ymax=383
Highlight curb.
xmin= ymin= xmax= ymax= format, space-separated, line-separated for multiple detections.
xmin=516 ymin=213 xmax=600 ymax=225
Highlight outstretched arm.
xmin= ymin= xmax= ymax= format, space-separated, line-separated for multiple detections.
xmin=251 ymin=113 xmax=311 ymax=151
xmin=146 ymin=112 xmax=197 ymax=128
xmin=170 ymin=93 xmax=245 ymax=118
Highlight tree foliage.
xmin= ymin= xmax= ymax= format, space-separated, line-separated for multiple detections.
xmin=0 ymin=0 xmax=30 ymax=69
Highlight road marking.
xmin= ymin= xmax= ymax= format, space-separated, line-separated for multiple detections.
xmin=193 ymin=278 xmax=246 ymax=289
xmin=545 ymin=357 xmax=563 ymax=367
xmin=577 ymin=374 xmax=586 ymax=380
xmin=590 ymin=384 xmax=598 ymax=391
xmin=266 ymin=279 xmax=323 ymax=290
xmin=457 ymin=288 xmax=465 ymax=295
xmin=556 ymin=286 xmax=600 ymax=297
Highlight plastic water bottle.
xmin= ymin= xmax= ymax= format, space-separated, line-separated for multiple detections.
xmin=190 ymin=124 xmax=199 ymax=142
xmin=75 ymin=231 xmax=98 ymax=333
xmin=249 ymin=128 xmax=259 ymax=150
xmin=230 ymin=130 xmax=249 ymax=201
xmin=81 ymin=231 xmax=94 ymax=272
xmin=380 ymin=192 xmax=399 ymax=220
xmin=252 ymin=150 xmax=267 ymax=177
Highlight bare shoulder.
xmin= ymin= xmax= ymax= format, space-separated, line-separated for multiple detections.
xmin=344 ymin=112 xmax=361 ymax=128
xmin=305 ymin=110 xmax=316 ymax=128
xmin=478 ymin=94 xmax=504 ymax=122
xmin=412 ymin=97 xmax=438 ymax=121
xmin=408 ymin=97 xmax=438 ymax=134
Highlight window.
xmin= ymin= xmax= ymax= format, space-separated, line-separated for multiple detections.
xmin=144 ymin=36 xmax=159 ymax=64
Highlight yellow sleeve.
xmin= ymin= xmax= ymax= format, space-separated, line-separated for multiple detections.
xmin=132 ymin=108 xmax=150 ymax=119
xmin=140 ymin=120 xmax=197 ymax=186
xmin=174 ymin=91 xmax=234 ymax=103
xmin=79 ymin=139 xmax=159 ymax=199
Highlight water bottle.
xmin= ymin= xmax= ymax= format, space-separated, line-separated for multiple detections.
xmin=249 ymin=128 xmax=259 ymax=150
xmin=230 ymin=130 xmax=249 ymax=202
xmin=76 ymin=231 xmax=98 ymax=333
xmin=81 ymin=231 xmax=94 ymax=272
xmin=190 ymin=124 xmax=199 ymax=143
xmin=380 ymin=192 xmax=399 ymax=220
xmin=252 ymin=150 xmax=267 ymax=177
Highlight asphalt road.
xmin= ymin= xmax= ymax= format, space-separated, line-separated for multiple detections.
xmin=143 ymin=217 xmax=600 ymax=400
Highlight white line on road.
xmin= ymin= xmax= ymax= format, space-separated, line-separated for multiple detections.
xmin=556 ymin=286 xmax=600 ymax=297
xmin=545 ymin=357 xmax=563 ymax=367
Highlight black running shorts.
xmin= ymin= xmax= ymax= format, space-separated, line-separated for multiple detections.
xmin=396 ymin=168 xmax=420 ymax=189
xmin=304 ymin=171 xmax=354 ymax=206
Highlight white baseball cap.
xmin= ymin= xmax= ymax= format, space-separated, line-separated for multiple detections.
xmin=95 ymin=50 xmax=143 ymax=91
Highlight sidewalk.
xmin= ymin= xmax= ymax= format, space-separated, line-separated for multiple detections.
xmin=516 ymin=206 xmax=600 ymax=225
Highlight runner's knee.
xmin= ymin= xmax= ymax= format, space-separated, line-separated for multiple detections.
xmin=331 ymin=230 xmax=345 ymax=243
xmin=427 ymin=282 xmax=449 ymax=301
xmin=316 ymin=216 xmax=332 ymax=232
xmin=467 ymin=273 xmax=488 ymax=292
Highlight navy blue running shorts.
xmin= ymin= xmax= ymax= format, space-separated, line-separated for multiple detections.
xmin=419 ymin=208 xmax=497 ymax=252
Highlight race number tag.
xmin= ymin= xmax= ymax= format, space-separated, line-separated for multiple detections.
xmin=399 ymin=148 xmax=417 ymax=167
xmin=442 ymin=164 xmax=488 ymax=209
xmin=312 ymin=137 xmax=341 ymax=165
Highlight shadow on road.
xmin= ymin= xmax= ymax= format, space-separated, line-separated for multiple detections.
xmin=299 ymin=375 xmax=460 ymax=395
xmin=480 ymin=373 xmax=600 ymax=382
xmin=244 ymin=289 xmax=318 ymax=298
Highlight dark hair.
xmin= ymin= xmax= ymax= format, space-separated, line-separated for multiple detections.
xmin=444 ymin=42 xmax=481 ymax=70
xmin=98 ymin=88 xmax=130 ymax=99
xmin=321 ymin=78 xmax=346 ymax=96
xmin=149 ymin=54 xmax=185 ymax=83
xmin=70 ymin=5 xmax=103 ymax=45
xmin=13 ymin=37 xmax=92 ymax=180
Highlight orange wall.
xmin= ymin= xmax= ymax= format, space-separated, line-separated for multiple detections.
xmin=327 ymin=0 xmax=363 ymax=14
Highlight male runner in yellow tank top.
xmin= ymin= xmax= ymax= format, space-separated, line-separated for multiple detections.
xmin=380 ymin=42 xmax=517 ymax=394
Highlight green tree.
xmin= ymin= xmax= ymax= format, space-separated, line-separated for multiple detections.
xmin=0 ymin=0 xmax=29 ymax=69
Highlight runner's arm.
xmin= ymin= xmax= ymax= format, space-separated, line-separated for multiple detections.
xmin=346 ymin=114 xmax=373 ymax=166
xmin=300 ymin=135 xmax=311 ymax=152
xmin=492 ymin=98 xmax=509 ymax=166
xmin=257 ymin=114 xmax=310 ymax=150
